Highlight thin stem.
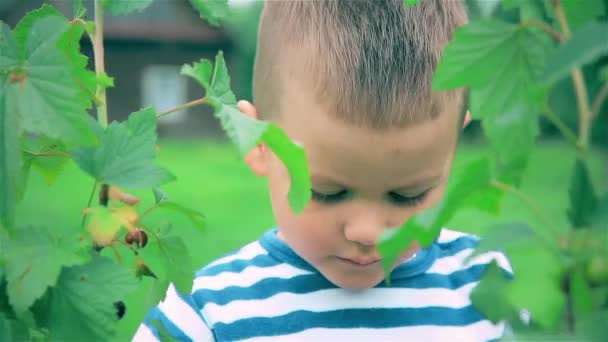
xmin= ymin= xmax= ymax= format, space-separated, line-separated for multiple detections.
xmin=81 ymin=181 xmax=98 ymax=228
xmin=22 ymin=150 xmax=71 ymax=158
xmin=555 ymin=0 xmax=593 ymax=154
xmin=156 ymin=97 xmax=207 ymax=119
xmin=491 ymin=180 xmax=561 ymax=249
xmin=93 ymin=0 xmax=108 ymax=128
xmin=543 ymin=106 xmax=580 ymax=150
xmin=137 ymin=204 xmax=159 ymax=224
xmin=521 ymin=19 xmax=563 ymax=42
xmin=591 ymin=82 xmax=608 ymax=120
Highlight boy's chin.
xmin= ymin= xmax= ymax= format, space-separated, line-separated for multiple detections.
xmin=323 ymin=271 xmax=386 ymax=290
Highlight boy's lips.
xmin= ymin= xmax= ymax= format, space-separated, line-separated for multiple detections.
xmin=337 ymin=256 xmax=381 ymax=266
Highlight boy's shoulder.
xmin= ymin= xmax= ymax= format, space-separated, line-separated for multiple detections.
xmin=429 ymin=228 xmax=512 ymax=276
xmin=191 ymin=232 xmax=314 ymax=295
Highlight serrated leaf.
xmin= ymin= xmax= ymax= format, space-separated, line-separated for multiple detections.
xmin=504 ymin=242 xmax=564 ymax=330
xmin=3 ymin=226 xmax=89 ymax=314
xmin=433 ymin=19 xmax=549 ymax=119
xmin=561 ymin=0 xmax=606 ymax=32
xmin=157 ymin=202 xmax=205 ymax=231
xmin=0 ymin=75 xmax=21 ymax=228
xmin=189 ymin=0 xmax=229 ymax=27
xmin=471 ymin=261 xmax=514 ymax=323
xmin=153 ymin=188 xmax=169 ymax=204
xmin=57 ymin=22 xmax=98 ymax=111
xmin=10 ymin=6 xmax=97 ymax=146
xmin=73 ymin=0 xmax=87 ymax=19
xmin=0 ymin=313 xmax=29 ymax=342
xmin=72 ymin=107 xmax=175 ymax=189
xmin=102 ymin=0 xmax=155 ymax=16
xmin=571 ymin=268 xmax=594 ymax=319
xmin=543 ymin=21 xmax=608 ymax=84
xmin=21 ymin=135 xmax=69 ymax=185
xmin=183 ymin=53 xmax=311 ymax=213
xmin=379 ymin=156 xmax=500 ymax=277
xmin=481 ymin=105 xmax=539 ymax=166
xmin=0 ymin=22 xmax=19 ymax=69
xmin=32 ymin=255 xmax=138 ymax=341
xmin=568 ymin=159 xmax=598 ymax=228
xmin=140 ymin=235 xmax=193 ymax=295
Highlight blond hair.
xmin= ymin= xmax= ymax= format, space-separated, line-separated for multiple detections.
xmin=253 ymin=0 xmax=468 ymax=128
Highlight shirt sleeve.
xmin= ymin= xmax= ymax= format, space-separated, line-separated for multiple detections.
xmin=132 ymin=283 xmax=215 ymax=342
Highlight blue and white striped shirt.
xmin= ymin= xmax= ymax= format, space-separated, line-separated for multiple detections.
xmin=133 ymin=228 xmax=511 ymax=341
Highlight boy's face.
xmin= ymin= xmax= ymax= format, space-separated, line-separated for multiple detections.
xmin=244 ymin=81 xmax=461 ymax=290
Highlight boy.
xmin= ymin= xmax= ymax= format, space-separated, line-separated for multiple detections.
xmin=134 ymin=0 xmax=511 ymax=340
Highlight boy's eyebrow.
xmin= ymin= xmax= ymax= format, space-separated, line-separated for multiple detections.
xmin=310 ymin=174 xmax=443 ymax=191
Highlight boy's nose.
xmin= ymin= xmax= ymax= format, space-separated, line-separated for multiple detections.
xmin=343 ymin=218 xmax=387 ymax=248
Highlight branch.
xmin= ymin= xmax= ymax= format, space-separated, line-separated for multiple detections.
xmin=93 ymin=0 xmax=108 ymax=128
xmin=591 ymin=82 xmax=608 ymax=120
xmin=491 ymin=180 xmax=562 ymax=249
xmin=521 ymin=19 xmax=563 ymax=42
xmin=22 ymin=150 xmax=71 ymax=158
xmin=156 ymin=97 xmax=207 ymax=119
xmin=555 ymin=0 xmax=593 ymax=154
xmin=543 ymin=106 xmax=581 ymax=151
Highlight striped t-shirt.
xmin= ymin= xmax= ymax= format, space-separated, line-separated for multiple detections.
xmin=133 ymin=228 xmax=511 ymax=341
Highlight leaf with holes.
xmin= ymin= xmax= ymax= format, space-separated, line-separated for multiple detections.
xmin=32 ymin=255 xmax=138 ymax=341
xmin=3 ymin=226 xmax=89 ymax=315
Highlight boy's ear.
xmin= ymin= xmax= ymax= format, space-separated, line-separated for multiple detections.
xmin=238 ymin=100 xmax=268 ymax=176
xmin=463 ymin=110 xmax=472 ymax=128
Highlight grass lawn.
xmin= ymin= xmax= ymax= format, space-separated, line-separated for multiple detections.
xmin=14 ymin=140 xmax=607 ymax=338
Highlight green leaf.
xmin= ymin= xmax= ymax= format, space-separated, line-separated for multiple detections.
xmin=404 ymin=0 xmax=420 ymax=6
xmin=152 ymin=188 xmax=170 ymax=204
xmin=0 ymin=313 xmax=29 ymax=342
xmin=11 ymin=6 xmax=97 ymax=146
xmin=471 ymin=261 xmax=515 ymax=323
xmin=73 ymin=0 xmax=87 ymax=19
xmin=561 ymin=0 xmax=606 ymax=32
xmin=481 ymin=105 xmax=539 ymax=166
xmin=157 ymin=202 xmax=205 ymax=231
xmin=576 ymin=310 xmax=608 ymax=341
xmin=571 ymin=268 xmax=594 ymax=319
xmin=32 ymin=255 xmax=138 ymax=341
xmin=379 ymin=156 xmax=500 ymax=278
xmin=72 ymin=107 xmax=175 ymax=189
xmin=0 ymin=75 xmax=21 ymax=228
xmin=505 ymin=242 xmax=565 ymax=330
xmin=183 ymin=53 xmax=311 ymax=213
xmin=0 ymin=22 xmax=19 ymax=69
xmin=3 ymin=226 xmax=90 ymax=314
xmin=542 ymin=21 xmax=608 ymax=84
xmin=473 ymin=223 xmax=536 ymax=256
xmin=101 ymin=0 xmax=155 ymax=16
xmin=503 ymin=0 xmax=545 ymax=20
xmin=57 ymin=22 xmax=98 ymax=111
xmin=434 ymin=19 xmax=549 ymax=118
xmin=189 ymin=0 xmax=229 ymax=27
xmin=140 ymin=235 xmax=193 ymax=295
xmin=21 ymin=135 xmax=69 ymax=185
xmin=568 ymin=159 xmax=598 ymax=228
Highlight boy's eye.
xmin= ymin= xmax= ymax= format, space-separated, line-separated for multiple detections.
xmin=387 ymin=191 xmax=428 ymax=207
xmin=311 ymin=189 xmax=349 ymax=203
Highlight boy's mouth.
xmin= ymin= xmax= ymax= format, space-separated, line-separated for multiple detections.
xmin=337 ymin=256 xmax=381 ymax=267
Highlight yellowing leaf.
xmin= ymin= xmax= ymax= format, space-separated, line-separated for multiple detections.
xmin=85 ymin=206 xmax=121 ymax=246
xmin=112 ymin=206 xmax=139 ymax=232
